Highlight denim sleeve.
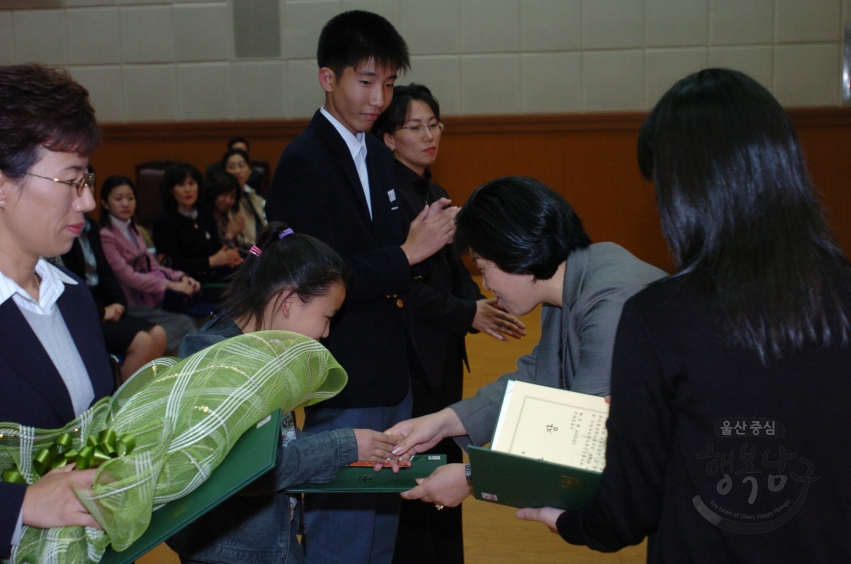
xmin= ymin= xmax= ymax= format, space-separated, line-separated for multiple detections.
xmin=241 ymin=427 xmax=359 ymax=496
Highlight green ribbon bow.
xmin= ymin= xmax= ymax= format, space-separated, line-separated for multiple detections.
xmin=1 ymin=430 xmax=135 ymax=484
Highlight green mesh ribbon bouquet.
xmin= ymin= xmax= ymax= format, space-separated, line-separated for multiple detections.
xmin=0 ymin=330 xmax=347 ymax=564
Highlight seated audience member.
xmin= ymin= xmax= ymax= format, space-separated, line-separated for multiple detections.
xmin=386 ymin=177 xmax=666 ymax=507
xmin=0 ymin=63 xmax=113 ymax=559
xmin=222 ymin=148 xmax=266 ymax=247
xmin=152 ymin=163 xmax=242 ymax=297
xmin=517 ymin=69 xmax=851 ymax=563
xmin=99 ymin=175 xmax=200 ymax=352
xmin=166 ymin=222 xmax=396 ymax=564
xmin=204 ymin=171 xmax=248 ymax=254
xmin=59 ymin=215 xmax=166 ymax=381
xmin=372 ymin=83 xmax=526 ymax=564
xmin=205 ymin=136 xmax=264 ymax=188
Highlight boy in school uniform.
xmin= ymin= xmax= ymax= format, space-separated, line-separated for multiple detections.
xmin=265 ymin=10 xmax=457 ymax=564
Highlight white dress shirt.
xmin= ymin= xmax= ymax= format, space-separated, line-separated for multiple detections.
xmin=320 ymin=107 xmax=372 ymax=219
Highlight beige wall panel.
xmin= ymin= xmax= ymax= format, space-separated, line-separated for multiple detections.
xmin=708 ymin=46 xmax=773 ymax=90
xmin=177 ymin=63 xmax=231 ymax=119
xmin=69 ymin=65 xmax=125 ymax=122
xmin=119 ymin=5 xmax=175 ymax=63
xmin=521 ymin=52 xmax=581 ymax=113
xmin=174 ymin=3 xmax=230 ymax=62
xmin=583 ymin=50 xmax=645 ymax=110
xmin=284 ymin=1 xmax=343 ymax=60
xmin=404 ymin=55 xmax=462 ymax=115
xmin=231 ymin=61 xmax=288 ymax=119
xmin=583 ymin=0 xmax=644 ymax=50
xmin=400 ymin=0 xmax=459 ymax=56
xmin=66 ymin=7 xmax=121 ymax=65
xmin=774 ymin=43 xmax=841 ymax=106
xmin=776 ymin=0 xmax=841 ymax=43
xmin=286 ymin=58 xmax=323 ymax=118
xmin=461 ymin=54 xmax=521 ymax=114
xmin=14 ymin=9 xmax=67 ymax=64
xmin=646 ymin=0 xmax=708 ymax=48
xmin=459 ymin=0 xmax=519 ymax=53
xmin=709 ymin=0 xmax=773 ymax=45
xmin=520 ymin=0 xmax=580 ymax=52
xmin=123 ymin=64 xmax=178 ymax=120
xmin=0 ymin=12 xmax=13 ymax=65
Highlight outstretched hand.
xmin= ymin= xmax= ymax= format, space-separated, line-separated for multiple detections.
xmin=352 ymin=429 xmax=397 ymax=463
xmin=516 ymin=507 xmax=565 ymax=534
xmin=384 ymin=409 xmax=467 ymax=469
xmin=472 ymin=298 xmax=526 ymax=341
xmin=400 ymin=463 xmax=469 ymax=507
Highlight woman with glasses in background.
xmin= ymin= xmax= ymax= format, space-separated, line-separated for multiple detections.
xmin=372 ymin=84 xmax=526 ymax=564
xmin=0 ymin=63 xmax=115 ymax=560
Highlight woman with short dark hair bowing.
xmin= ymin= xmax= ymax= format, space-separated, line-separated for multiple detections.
xmin=519 ymin=69 xmax=851 ymax=562
xmin=0 ymin=63 xmax=113 ymax=559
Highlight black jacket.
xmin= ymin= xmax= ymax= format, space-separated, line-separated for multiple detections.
xmin=394 ymin=161 xmax=484 ymax=387
xmin=266 ymin=110 xmax=421 ymax=408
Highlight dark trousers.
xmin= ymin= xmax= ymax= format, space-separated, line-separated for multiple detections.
xmin=393 ymin=354 xmax=465 ymax=564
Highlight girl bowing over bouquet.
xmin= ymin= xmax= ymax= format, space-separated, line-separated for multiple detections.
xmin=167 ymin=222 xmax=397 ymax=564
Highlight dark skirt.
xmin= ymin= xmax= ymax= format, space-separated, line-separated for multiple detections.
xmin=102 ymin=314 xmax=155 ymax=356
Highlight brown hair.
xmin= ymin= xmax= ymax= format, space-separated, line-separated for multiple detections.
xmin=0 ymin=64 xmax=101 ymax=179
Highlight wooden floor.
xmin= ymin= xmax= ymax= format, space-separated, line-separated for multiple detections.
xmin=140 ymin=279 xmax=647 ymax=563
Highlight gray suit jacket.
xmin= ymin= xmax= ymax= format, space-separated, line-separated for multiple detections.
xmin=451 ymin=242 xmax=667 ymax=449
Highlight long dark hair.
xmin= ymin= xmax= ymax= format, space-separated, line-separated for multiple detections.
xmin=99 ymin=175 xmax=137 ymax=228
xmin=205 ymin=171 xmax=241 ymax=214
xmin=218 ymin=222 xmax=347 ymax=331
xmin=455 ymin=176 xmax=591 ymax=281
xmin=160 ymin=163 xmax=203 ymax=211
xmin=638 ymin=68 xmax=851 ymax=362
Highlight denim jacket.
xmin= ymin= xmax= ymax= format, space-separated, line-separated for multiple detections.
xmin=166 ymin=316 xmax=358 ymax=564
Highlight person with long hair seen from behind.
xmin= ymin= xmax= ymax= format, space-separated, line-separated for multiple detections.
xmin=372 ymin=84 xmax=526 ymax=564
xmin=98 ymin=175 xmax=200 ymax=352
xmin=0 ymin=63 xmax=113 ymax=559
xmin=518 ymin=69 xmax=851 ymax=562
xmin=166 ymin=222 xmax=397 ymax=564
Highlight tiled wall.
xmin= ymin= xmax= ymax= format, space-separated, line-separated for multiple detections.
xmin=2 ymin=0 xmax=850 ymax=122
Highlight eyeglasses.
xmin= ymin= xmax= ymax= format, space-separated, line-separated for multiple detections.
xmin=24 ymin=172 xmax=95 ymax=197
xmin=397 ymin=122 xmax=444 ymax=136
xmin=227 ymin=161 xmax=248 ymax=170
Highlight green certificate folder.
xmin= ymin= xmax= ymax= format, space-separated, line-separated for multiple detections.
xmin=286 ymin=454 xmax=446 ymax=493
xmin=468 ymin=446 xmax=600 ymax=510
xmin=99 ymin=409 xmax=282 ymax=564
xmin=467 ymin=379 xmax=606 ymax=510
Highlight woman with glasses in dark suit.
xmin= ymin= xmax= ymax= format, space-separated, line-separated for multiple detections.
xmin=0 ymin=63 xmax=114 ymax=560
xmin=372 ymin=84 xmax=526 ymax=564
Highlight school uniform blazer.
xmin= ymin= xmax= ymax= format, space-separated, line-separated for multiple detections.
xmin=266 ymin=110 xmax=419 ymax=408
xmin=100 ymin=221 xmax=184 ymax=308
xmin=451 ymin=243 xmax=668 ymax=449
xmin=0 ymin=270 xmax=114 ymax=559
